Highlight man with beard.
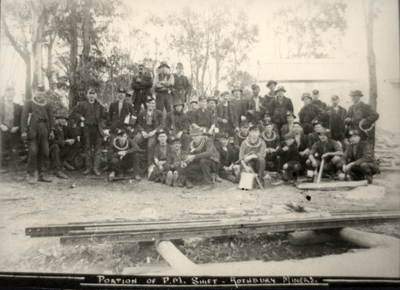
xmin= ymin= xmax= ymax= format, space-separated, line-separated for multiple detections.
xmin=0 ymin=86 xmax=22 ymax=172
xmin=154 ymin=61 xmax=174 ymax=112
xmin=131 ymin=64 xmax=153 ymax=115
xmin=71 ymin=87 xmax=107 ymax=176
xmin=299 ymin=93 xmax=323 ymax=135
xmin=173 ymin=63 xmax=192 ymax=105
xmin=21 ymin=85 xmax=55 ymax=183
xmin=108 ymin=129 xmax=142 ymax=181
xmin=181 ymin=127 xmax=220 ymax=190
xmin=260 ymin=121 xmax=280 ymax=172
xmin=165 ymin=102 xmax=191 ymax=150
xmin=271 ymin=86 xmax=294 ymax=132
xmin=326 ymin=95 xmax=347 ymax=145
xmin=312 ymin=90 xmax=327 ymax=110
xmin=215 ymin=91 xmax=238 ymax=136
xmin=239 ymin=125 xmax=267 ymax=187
xmin=108 ymin=88 xmax=136 ymax=135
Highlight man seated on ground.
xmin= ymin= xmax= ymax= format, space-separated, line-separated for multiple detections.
xmin=280 ymin=111 xmax=296 ymax=138
xmin=215 ymin=133 xmax=240 ymax=183
xmin=276 ymin=132 xmax=301 ymax=183
xmin=108 ymin=129 xmax=142 ymax=181
xmin=148 ymin=130 xmax=171 ymax=183
xmin=49 ymin=114 xmax=82 ymax=179
xmin=239 ymin=125 xmax=267 ymax=187
xmin=134 ymin=96 xmax=165 ymax=167
xmin=336 ymin=129 xmax=379 ymax=184
xmin=190 ymin=96 xmax=216 ymax=135
xmin=165 ymin=102 xmax=191 ymax=151
xmin=181 ymin=127 xmax=220 ymax=190
xmin=257 ymin=111 xmax=279 ymax=136
xmin=260 ymin=121 xmax=280 ymax=172
xmin=293 ymin=121 xmax=309 ymax=171
xmin=306 ymin=118 xmax=325 ymax=150
xmin=234 ymin=121 xmax=250 ymax=149
xmin=164 ymin=137 xmax=187 ymax=187
xmin=186 ymin=99 xmax=198 ymax=122
xmin=306 ymin=128 xmax=343 ymax=178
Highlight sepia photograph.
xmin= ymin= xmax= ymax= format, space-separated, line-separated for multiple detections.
xmin=0 ymin=0 xmax=399 ymax=288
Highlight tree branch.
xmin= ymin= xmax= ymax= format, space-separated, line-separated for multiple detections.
xmin=1 ymin=17 xmax=29 ymax=62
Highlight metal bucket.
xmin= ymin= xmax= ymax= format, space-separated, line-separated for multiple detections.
xmin=239 ymin=172 xmax=256 ymax=190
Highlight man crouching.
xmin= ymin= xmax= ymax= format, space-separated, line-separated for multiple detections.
xmin=181 ymin=127 xmax=220 ymax=190
xmin=108 ymin=129 xmax=142 ymax=181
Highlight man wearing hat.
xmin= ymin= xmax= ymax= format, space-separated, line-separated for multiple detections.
xmin=264 ymin=80 xmax=278 ymax=110
xmin=49 ymin=114 xmax=81 ymax=179
xmin=276 ymin=132 xmax=301 ymax=183
xmin=231 ymin=86 xmax=246 ymax=127
xmin=0 ymin=86 xmax=22 ymax=172
xmin=108 ymin=88 xmax=136 ymax=135
xmin=21 ymin=85 xmax=55 ymax=183
xmin=165 ymin=102 xmax=191 ymax=150
xmin=306 ymin=118 xmax=325 ymax=150
xmin=270 ymin=86 xmax=294 ymax=132
xmin=260 ymin=121 xmax=280 ymax=172
xmin=312 ymin=90 xmax=327 ymax=110
xmin=345 ymin=90 xmax=379 ymax=149
xmin=71 ymin=87 xmax=107 ymax=176
xmin=215 ymin=132 xmax=240 ymax=183
xmin=326 ymin=95 xmax=347 ymax=144
xmin=216 ymin=91 xmax=238 ymax=137
xmin=173 ymin=63 xmax=192 ymax=105
xmin=257 ymin=111 xmax=279 ymax=136
xmin=306 ymin=128 xmax=343 ymax=176
xmin=190 ymin=96 xmax=216 ymax=135
xmin=244 ymin=84 xmax=266 ymax=125
xmin=134 ymin=96 xmax=165 ymax=167
xmin=131 ymin=64 xmax=153 ymax=115
xmin=298 ymin=93 xmax=323 ymax=135
xmin=148 ymin=130 xmax=171 ymax=183
xmin=108 ymin=129 xmax=142 ymax=181
xmin=181 ymin=127 xmax=220 ymax=190
xmin=239 ymin=125 xmax=267 ymax=186
xmin=154 ymin=61 xmax=175 ymax=112
xmin=337 ymin=129 xmax=379 ymax=184
xmin=280 ymin=111 xmax=296 ymax=138
xmin=186 ymin=99 xmax=198 ymax=123
xmin=165 ymin=136 xmax=187 ymax=187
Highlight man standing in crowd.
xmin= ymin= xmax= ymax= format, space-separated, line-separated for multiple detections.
xmin=182 ymin=127 xmax=220 ymax=190
xmin=231 ymin=87 xmax=246 ymax=127
xmin=239 ymin=125 xmax=266 ymax=187
xmin=264 ymin=80 xmax=277 ymax=110
xmin=245 ymin=84 xmax=265 ymax=125
xmin=271 ymin=86 xmax=294 ymax=132
xmin=280 ymin=111 xmax=296 ymax=137
xmin=21 ymin=85 xmax=55 ymax=183
xmin=108 ymin=88 xmax=136 ymax=135
xmin=346 ymin=90 xmax=379 ymax=149
xmin=299 ymin=93 xmax=322 ymax=135
xmin=71 ymin=87 xmax=107 ymax=176
xmin=131 ymin=63 xmax=153 ymax=115
xmin=190 ymin=96 xmax=216 ymax=134
xmin=215 ymin=91 xmax=238 ymax=136
xmin=173 ymin=63 xmax=192 ymax=106
xmin=186 ymin=99 xmax=198 ymax=122
xmin=312 ymin=90 xmax=327 ymax=110
xmin=165 ymin=102 xmax=191 ymax=150
xmin=326 ymin=95 xmax=347 ymax=145
xmin=134 ymin=97 xmax=165 ymax=167
xmin=0 ymin=86 xmax=22 ymax=172
xmin=154 ymin=61 xmax=174 ymax=112
xmin=108 ymin=129 xmax=142 ymax=181
xmin=337 ymin=129 xmax=379 ymax=184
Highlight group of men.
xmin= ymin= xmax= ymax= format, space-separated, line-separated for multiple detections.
xmin=0 ymin=61 xmax=380 ymax=188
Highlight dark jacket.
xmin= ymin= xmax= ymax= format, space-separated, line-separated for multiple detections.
xmin=166 ymin=148 xmax=188 ymax=169
xmin=0 ymin=102 xmax=22 ymax=129
xmin=190 ymin=108 xmax=215 ymax=130
xmin=50 ymin=125 xmax=75 ymax=147
xmin=326 ymin=106 xmax=347 ymax=141
xmin=70 ymin=100 xmax=106 ymax=136
xmin=131 ymin=71 xmax=153 ymax=94
xmin=293 ymin=132 xmax=308 ymax=152
xmin=21 ymin=99 xmax=55 ymax=139
xmin=189 ymin=137 xmax=220 ymax=164
xmin=306 ymin=132 xmax=319 ymax=149
xmin=310 ymin=139 xmax=342 ymax=162
xmin=299 ymin=104 xmax=323 ymax=134
xmin=165 ymin=110 xmax=190 ymax=135
xmin=135 ymin=109 xmax=164 ymax=133
xmin=215 ymin=142 xmax=237 ymax=167
xmin=276 ymin=142 xmax=300 ymax=164
xmin=108 ymin=136 xmax=141 ymax=162
xmin=173 ymin=74 xmax=192 ymax=102
xmin=347 ymin=101 xmax=379 ymax=129
xmin=312 ymin=99 xmax=327 ymax=110
xmin=340 ymin=140 xmax=378 ymax=172
xmin=271 ymin=96 xmax=294 ymax=125
xmin=234 ymin=131 xmax=249 ymax=148
xmin=263 ymin=94 xmax=275 ymax=112
xmin=215 ymin=102 xmax=238 ymax=132
xmin=108 ymin=100 xmax=136 ymax=133
xmin=244 ymin=96 xmax=266 ymax=124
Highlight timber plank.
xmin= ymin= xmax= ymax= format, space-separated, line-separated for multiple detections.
xmin=297 ymin=180 xmax=368 ymax=190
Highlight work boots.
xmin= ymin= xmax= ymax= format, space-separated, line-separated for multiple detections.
xmin=38 ymin=173 xmax=52 ymax=183
xmin=172 ymin=171 xmax=179 ymax=187
xmin=93 ymin=168 xmax=101 ymax=176
xmin=165 ymin=171 xmax=173 ymax=186
xmin=55 ymin=170 xmax=69 ymax=179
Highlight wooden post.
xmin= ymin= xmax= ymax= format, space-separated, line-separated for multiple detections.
xmin=317 ymin=159 xmax=325 ymax=183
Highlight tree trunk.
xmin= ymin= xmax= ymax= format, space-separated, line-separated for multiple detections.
xmin=81 ymin=0 xmax=91 ymax=66
xmin=46 ymin=35 xmax=56 ymax=90
xmin=69 ymin=0 xmax=79 ymax=110
xmin=31 ymin=5 xmax=44 ymax=90
xmin=365 ymin=0 xmax=378 ymax=111
xmin=25 ymin=56 xmax=32 ymax=99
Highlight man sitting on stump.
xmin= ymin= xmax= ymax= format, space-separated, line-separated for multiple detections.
xmin=337 ymin=129 xmax=379 ymax=184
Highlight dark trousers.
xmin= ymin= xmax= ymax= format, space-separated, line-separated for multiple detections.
xmin=50 ymin=142 xmax=82 ymax=170
xmin=173 ymin=90 xmax=186 ymax=105
xmin=347 ymin=162 xmax=377 ymax=180
xmin=244 ymin=157 xmax=265 ymax=178
xmin=110 ymin=153 xmax=140 ymax=175
xmin=1 ymin=131 xmax=20 ymax=168
xmin=182 ymin=159 xmax=219 ymax=184
xmin=83 ymin=124 xmax=102 ymax=170
xmin=278 ymin=160 xmax=301 ymax=180
xmin=265 ymin=153 xmax=278 ymax=171
xmin=27 ymin=123 xmax=50 ymax=176
xmin=134 ymin=133 xmax=157 ymax=166
xmin=156 ymin=92 xmax=172 ymax=112
xmin=180 ymin=133 xmax=191 ymax=151
xmin=133 ymin=90 xmax=148 ymax=115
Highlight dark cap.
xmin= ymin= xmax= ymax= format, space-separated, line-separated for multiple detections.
xmin=158 ymin=61 xmax=170 ymax=69
xmin=198 ymin=95 xmax=207 ymax=102
xmin=138 ymin=64 xmax=144 ymax=68
xmin=117 ymin=128 xmax=127 ymax=136
xmin=146 ymin=96 xmax=155 ymax=103
xmin=251 ymin=84 xmax=260 ymax=90
xmin=331 ymin=95 xmax=339 ymax=101
xmin=317 ymin=128 xmax=331 ymax=137
xmin=249 ymin=125 xmax=259 ymax=132
xmin=176 ymin=62 xmax=184 ymax=69
xmin=157 ymin=129 xmax=167 ymax=137
xmin=190 ymin=99 xmax=198 ymax=104
xmin=293 ymin=121 xmax=302 ymax=127
xmin=266 ymin=80 xmax=277 ymax=88
xmin=213 ymin=90 xmax=220 ymax=95
xmin=170 ymin=136 xmax=181 ymax=144
xmin=207 ymin=97 xmax=218 ymax=104
xmin=55 ymin=114 xmax=68 ymax=120
xmin=36 ymin=84 xmax=45 ymax=92
xmin=231 ymin=86 xmax=243 ymax=94
xmin=283 ymin=132 xmax=294 ymax=140
xmin=349 ymin=90 xmax=363 ymax=97
xmin=264 ymin=120 xmax=273 ymax=126
xmin=301 ymin=93 xmax=312 ymax=100
xmin=125 ymin=91 xmax=132 ymax=96
xmin=190 ymin=127 xmax=204 ymax=137
xmin=312 ymin=89 xmax=319 ymax=94
xmin=173 ymin=102 xmax=185 ymax=108
xmin=312 ymin=118 xmax=322 ymax=126
xmin=117 ymin=87 xmax=126 ymax=94
xmin=348 ymin=129 xmax=360 ymax=137
xmin=221 ymin=91 xmax=230 ymax=97
xmin=286 ymin=111 xmax=296 ymax=119
xmin=240 ymin=121 xmax=250 ymax=128
xmin=275 ymin=86 xmax=286 ymax=94
xmin=219 ymin=132 xmax=230 ymax=139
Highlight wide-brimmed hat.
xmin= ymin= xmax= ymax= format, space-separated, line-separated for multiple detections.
xmin=317 ymin=128 xmax=331 ymax=137
xmin=231 ymin=86 xmax=243 ymax=94
xmin=301 ymin=93 xmax=312 ymax=100
xmin=189 ymin=127 xmax=204 ymax=137
xmin=251 ymin=84 xmax=260 ymax=90
xmin=275 ymin=86 xmax=286 ymax=94
xmin=190 ymin=99 xmax=198 ymax=104
xmin=158 ymin=61 xmax=170 ymax=69
xmin=198 ymin=95 xmax=207 ymax=102
xmin=266 ymin=80 xmax=277 ymax=88
xmin=173 ymin=102 xmax=185 ymax=108
xmin=176 ymin=62 xmax=184 ymax=69
xmin=117 ymin=87 xmax=126 ymax=94
xmin=286 ymin=111 xmax=296 ymax=119
xmin=349 ymin=90 xmax=363 ymax=97
xmin=207 ymin=97 xmax=218 ymax=104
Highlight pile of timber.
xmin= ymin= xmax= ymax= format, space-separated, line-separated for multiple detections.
xmin=25 ymin=211 xmax=400 ymax=246
xmin=375 ymin=132 xmax=400 ymax=172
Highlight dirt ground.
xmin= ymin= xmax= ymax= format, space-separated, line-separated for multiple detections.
xmin=0 ymin=169 xmax=399 ymax=274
